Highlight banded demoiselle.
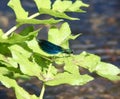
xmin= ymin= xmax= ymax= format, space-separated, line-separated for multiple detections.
xmin=37 ymin=39 xmax=73 ymax=54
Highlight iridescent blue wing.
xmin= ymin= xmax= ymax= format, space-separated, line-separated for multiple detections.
xmin=37 ymin=39 xmax=73 ymax=54
xmin=38 ymin=39 xmax=63 ymax=54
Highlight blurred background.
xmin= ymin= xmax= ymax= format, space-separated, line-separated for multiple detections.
xmin=0 ymin=0 xmax=120 ymax=99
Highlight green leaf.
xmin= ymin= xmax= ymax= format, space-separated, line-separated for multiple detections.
xmin=41 ymin=64 xmax=58 ymax=81
xmin=67 ymin=0 xmax=89 ymax=12
xmin=52 ymin=0 xmax=89 ymax=13
xmin=8 ymin=29 xmax=39 ymax=44
xmin=0 ymin=54 xmax=16 ymax=68
xmin=69 ymin=33 xmax=81 ymax=40
xmin=45 ymin=56 xmax=93 ymax=86
xmin=13 ymin=72 xmax=30 ymax=80
xmin=46 ymin=0 xmax=88 ymax=19
xmin=10 ymin=44 xmax=31 ymax=58
xmin=0 ymin=65 xmax=24 ymax=79
xmin=0 ymin=55 xmax=29 ymax=79
xmin=31 ymin=53 xmax=52 ymax=76
xmin=48 ymin=22 xmax=71 ymax=49
xmin=0 ymin=75 xmax=38 ymax=99
xmin=0 ymin=29 xmax=8 ymax=42
xmin=26 ymin=38 xmax=52 ymax=56
xmin=0 ymin=67 xmax=10 ymax=75
xmin=64 ymin=58 xmax=79 ymax=74
xmin=7 ymin=58 xmax=19 ymax=69
xmin=17 ymin=18 xmax=63 ymax=25
xmin=34 ymin=0 xmax=51 ymax=9
xmin=45 ymin=72 xmax=93 ymax=86
xmin=8 ymin=0 xmax=28 ymax=19
xmin=34 ymin=0 xmax=88 ymax=20
xmin=7 ymin=57 xmax=18 ymax=68
xmin=52 ymin=0 xmax=72 ymax=12
xmin=0 ymin=58 xmax=17 ymax=68
xmin=40 ymin=8 xmax=79 ymax=20
xmin=0 ymin=43 xmax=11 ymax=55
xmin=0 ymin=54 xmax=4 ymax=60
xmin=55 ymin=56 xmax=80 ymax=74
xmin=73 ymin=52 xmax=120 ymax=81
xmin=0 ymin=29 xmax=39 ymax=44
xmin=74 ymin=51 xmax=101 ymax=72
xmin=95 ymin=62 xmax=120 ymax=81
xmin=9 ymin=44 xmax=43 ymax=80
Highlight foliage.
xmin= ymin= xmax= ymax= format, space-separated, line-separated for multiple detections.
xmin=0 ymin=0 xmax=120 ymax=99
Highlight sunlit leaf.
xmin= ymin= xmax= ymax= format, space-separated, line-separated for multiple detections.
xmin=95 ymin=62 xmax=120 ymax=81
xmin=67 ymin=0 xmax=89 ymax=12
xmin=26 ymin=38 xmax=52 ymax=56
xmin=45 ymin=56 xmax=93 ymax=86
xmin=40 ymin=8 xmax=78 ymax=20
xmin=9 ymin=44 xmax=43 ymax=80
xmin=74 ymin=51 xmax=101 ymax=72
xmin=45 ymin=72 xmax=93 ymax=86
xmin=48 ymin=22 xmax=71 ymax=49
xmin=36 ymin=0 xmax=89 ymax=20
xmin=53 ymin=0 xmax=72 ymax=12
xmin=34 ymin=0 xmax=51 ymax=9
xmin=0 ymin=54 xmax=17 ymax=68
xmin=0 ymin=67 xmax=10 ymax=75
xmin=8 ymin=0 xmax=28 ymax=19
xmin=0 ymin=29 xmax=39 ymax=44
xmin=0 ymin=75 xmax=38 ymax=99
xmin=73 ymin=51 xmax=120 ymax=81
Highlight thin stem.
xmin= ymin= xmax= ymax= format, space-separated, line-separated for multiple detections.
xmin=4 ymin=25 xmax=19 ymax=37
xmin=47 ymin=64 xmax=52 ymax=77
xmin=40 ymin=55 xmax=53 ymax=62
xmin=28 ymin=12 xmax=40 ymax=19
xmin=4 ymin=12 xmax=40 ymax=37
xmin=39 ymin=83 xmax=46 ymax=99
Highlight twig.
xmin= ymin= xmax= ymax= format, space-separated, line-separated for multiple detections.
xmin=4 ymin=25 xmax=19 ymax=37
xmin=28 ymin=12 xmax=40 ymax=19
xmin=39 ymin=84 xmax=45 ymax=99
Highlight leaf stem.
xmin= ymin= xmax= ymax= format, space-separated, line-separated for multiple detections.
xmin=28 ymin=12 xmax=40 ymax=19
xmin=39 ymin=64 xmax=53 ymax=99
xmin=39 ymin=83 xmax=46 ymax=99
xmin=4 ymin=12 xmax=40 ymax=37
xmin=4 ymin=25 xmax=19 ymax=37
